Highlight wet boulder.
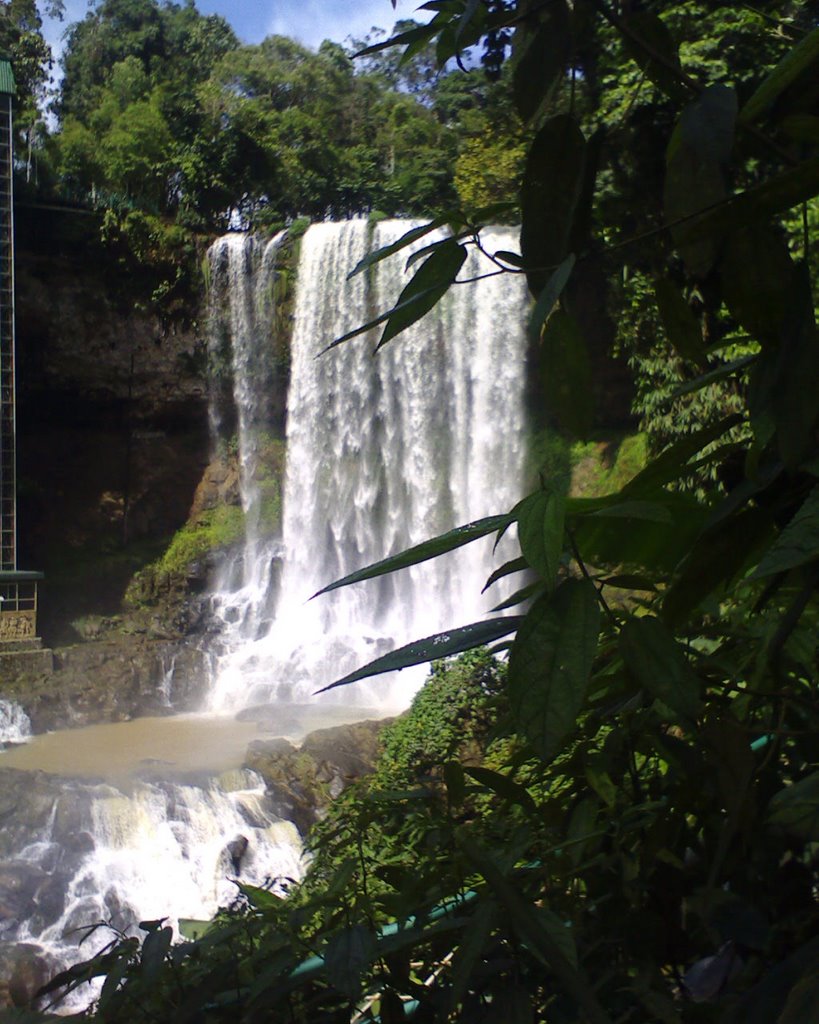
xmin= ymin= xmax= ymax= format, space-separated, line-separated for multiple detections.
xmin=0 ymin=941 xmax=54 ymax=1007
xmin=0 ymin=862 xmax=48 ymax=934
xmin=244 ymin=719 xmax=390 ymax=835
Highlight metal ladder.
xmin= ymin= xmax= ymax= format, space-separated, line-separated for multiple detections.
xmin=0 ymin=98 xmax=15 ymax=573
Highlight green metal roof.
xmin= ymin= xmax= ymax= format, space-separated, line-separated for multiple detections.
xmin=0 ymin=61 xmax=16 ymax=97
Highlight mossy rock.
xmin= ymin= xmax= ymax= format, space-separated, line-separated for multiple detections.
xmin=245 ymin=720 xmax=390 ymax=836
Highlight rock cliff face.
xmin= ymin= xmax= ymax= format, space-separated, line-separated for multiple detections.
xmin=13 ymin=207 xmax=212 ymax=647
xmin=0 ymin=638 xmax=207 ymax=733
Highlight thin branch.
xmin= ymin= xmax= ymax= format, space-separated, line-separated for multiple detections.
xmin=568 ymin=529 xmax=618 ymax=627
xmin=454 ymin=268 xmax=508 ymax=285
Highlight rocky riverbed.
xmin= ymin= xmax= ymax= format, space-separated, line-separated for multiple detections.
xmin=0 ymin=711 xmax=390 ymax=1010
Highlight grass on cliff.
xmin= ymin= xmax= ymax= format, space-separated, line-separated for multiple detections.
xmin=527 ymin=428 xmax=647 ymax=498
xmin=155 ymin=504 xmax=246 ymax=577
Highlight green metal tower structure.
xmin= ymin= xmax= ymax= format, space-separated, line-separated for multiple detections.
xmin=0 ymin=58 xmax=42 ymax=645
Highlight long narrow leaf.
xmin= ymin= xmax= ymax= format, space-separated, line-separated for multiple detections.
xmin=622 ymin=414 xmax=742 ymax=496
xmin=316 ymin=618 xmax=523 ymax=693
xmin=376 ymin=241 xmax=467 ymax=350
xmin=405 ymin=231 xmax=471 ymax=270
xmin=321 ymin=289 xmax=435 ymax=353
xmin=347 ymin=214 xmax=456 ymax=278
xmin=464 ymin=766 xmax=538 ymax=813
xmin=589 ymin=501 xmax=674 ymax=524
xmin=457 ymin=834 xmax=612 ymax=1024
xmin=671 ymin=354 xmax=756 ymax=398
xmin=527 ymin=253 xmax=575 ymax=341
xmin=490 ymin=581 xmax=544 ymax=612
xmin=483 ymin=556 xmax=528 ymax=593
xmin=353 ymin=20 xmax=440 ymax=58
xmin=739 ymin=26 xmax=819 ymax=125
xmin=312 ymin=514 xmax=513 ymax=598
xmin=752 ymin=485 xmax=819 ymax=578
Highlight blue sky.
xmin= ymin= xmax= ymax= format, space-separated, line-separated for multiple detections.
xmin=43 ymin=0 xmax=422 ymax=68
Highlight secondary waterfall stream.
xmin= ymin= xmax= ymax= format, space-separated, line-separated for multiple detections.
xmin=0 ymin=219 xmax=528 ymax=1007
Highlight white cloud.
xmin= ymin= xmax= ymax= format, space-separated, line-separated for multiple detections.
xmin=40 ymin=0 xmax=426 ymax=84
xmin=266 ymin=0 xmax=419 ymax=49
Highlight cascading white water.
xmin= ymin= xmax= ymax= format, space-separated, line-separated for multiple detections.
xmin=0 ymin=699 xmax=32 ymax=745
xmin=10 ymin=770 xmax=302 ymax=1009
xmin=208 ymin=219 xmax=528 ymax=711
xmin=207 ymin=232 xmax=288 ymax=648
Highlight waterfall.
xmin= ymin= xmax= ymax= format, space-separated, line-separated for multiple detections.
xmin=207 ymin=232 xmax=288 ymax=651
xmin=207 ymin=219 xmax=528 ymax=711
xmin=0 ymin=699 xmax=31 ymax=745
xmin=7 ymin=770 xmax=302 ymax=1010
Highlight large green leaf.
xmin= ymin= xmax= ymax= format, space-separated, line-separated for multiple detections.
xmin=621 ymin=11 xmax=686 ymax=100
xmin=767 ymin=772 xmax=819 ymax=841
xmin=663 ymin=507 xmax=773 ymax=625
xmin=572 ymin=489 xmax=708 ymax=574
xmin=719 ymin=225 xmax=796 ymax=347
xmin=513 ymin=0 xmax=570 ymax=122
xmin=140 ymin=925 xmax=173 ymax=986
xmin=520 ymin=115 xmax=586 ymax=295
xmin=654 ymin=278 xmax=706 ymax=365
xmin=680 ymin=157 xmax=819 ymax=245
xmin=772 ymin=311 xmax=819 ymax=470
xmin=324 ymin=925 xmax=376 ymax=999
xmin=528 ymin=254 xmax=575 ymax=342
xmin=517 ymin=487 xmax=566 ymax=589
xmin=739 ymin=26 xmax=819 ymax=125
xmin=346 ymin=213 xmax=455 ymax=278
xmin=541 ymin=309 xmax=593 ymax=439
xmin=313 ymin=514 xmax=512 ymax=598
xmin=619 ymin=616 xmax=702 ymax=723
xmin=671 ymin=83 xmax=737 ymax=164
xmin=665 ymin=86 xmax=737 ymax=276
xmin=318 ymin=617 xmax=523 ymax=693
xmin=508 ymin=579 xmax=600 ymax=761
xmin=325 ymin=239 xmax=467 ymax=353
xmin=377 ymin=239 xmax=468 ymax=350
xmin=753 ymin=486 xmax=819 ymax=578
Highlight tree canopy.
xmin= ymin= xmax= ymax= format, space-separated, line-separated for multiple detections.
xmin=30 ymin=0 xmax=512 ymax=230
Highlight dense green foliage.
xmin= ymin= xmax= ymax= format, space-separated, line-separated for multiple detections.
xmin=10 ymin=1 xmax=819 ymax=1022
xmin=14 ymin=0 xmax=520 ymax=234
xmin=11 ymin=0 xmax=522 ymax=313
xmin=0 ymin=0 xmax=63 ymax=169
